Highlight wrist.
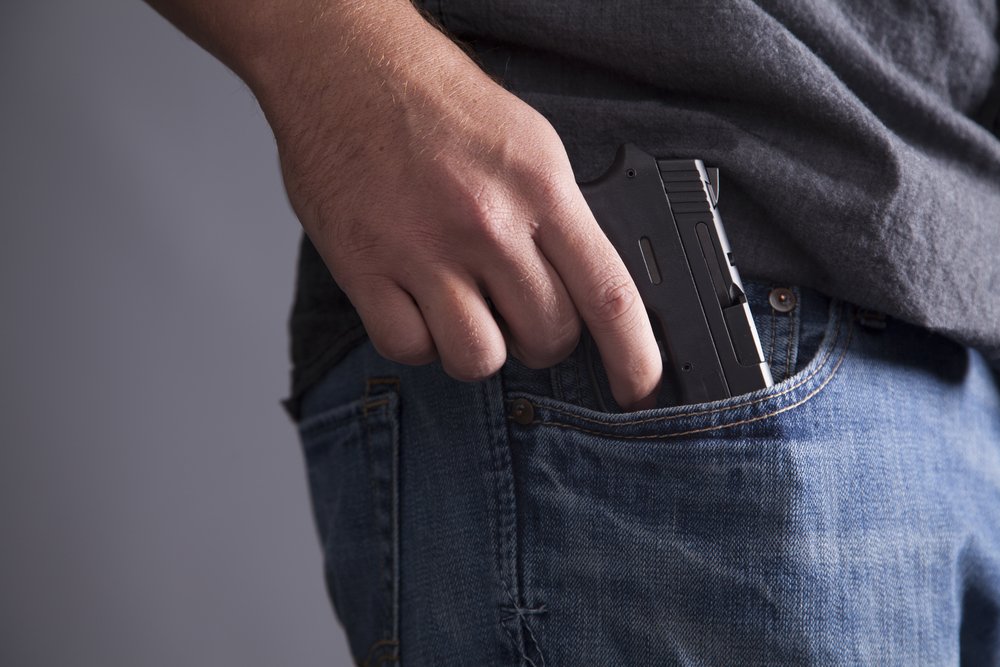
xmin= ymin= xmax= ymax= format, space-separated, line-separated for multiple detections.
xmin=244 ymin=1 xmax=469 ymax=132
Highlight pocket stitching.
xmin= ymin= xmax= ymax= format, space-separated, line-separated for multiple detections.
xmin=512 ymin=302 xmax=848 ymax=428
xmin=531 ymin=317 xmax=853 ymax=439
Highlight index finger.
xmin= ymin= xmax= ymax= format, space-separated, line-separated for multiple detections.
xmin=538 ymin=189 xmax=662 ymax=411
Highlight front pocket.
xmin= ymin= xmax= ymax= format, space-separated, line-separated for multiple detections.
xmin=504 ymin=299 xmax=854 ymax=440
xmin=502 ymin=300 xmax=858 ymax=664
xmin=298 ymin=378 xmax=401 ymax=666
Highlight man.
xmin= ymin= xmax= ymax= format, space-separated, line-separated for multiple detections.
xmin=148 ymin=0 xmax=1000 ymax=664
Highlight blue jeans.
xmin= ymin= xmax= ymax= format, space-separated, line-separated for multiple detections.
xmin=295 ymin=283 xmax=1000 ymax=666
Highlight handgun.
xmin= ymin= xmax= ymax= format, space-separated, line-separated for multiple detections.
xmin=579 ymin=143 xmax=773 ymax=406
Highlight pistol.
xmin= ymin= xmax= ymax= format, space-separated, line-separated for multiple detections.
xmin=579 ymin=143 xmax=773 ymax=406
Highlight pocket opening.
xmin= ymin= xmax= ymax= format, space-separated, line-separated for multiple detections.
xmin=505 ymin=299 xmax=854 ymax=439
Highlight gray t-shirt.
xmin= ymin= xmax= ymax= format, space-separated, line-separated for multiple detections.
xmin=285 ymin=0 xmax=1000 ymax=416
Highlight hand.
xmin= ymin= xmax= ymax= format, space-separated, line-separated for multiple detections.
xmin=261 ymin=8 xmax=662 ymax=411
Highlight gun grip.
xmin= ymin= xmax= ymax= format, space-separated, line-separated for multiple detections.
xmin=579 ymin=144 xmax=772 ymax=405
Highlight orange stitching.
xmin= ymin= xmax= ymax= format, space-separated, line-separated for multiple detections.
xmin=365 ymin=377 xmax=401 ymax=399
xmin=509 ymin=303 xmax=846 ymax=427
xmin=363 ymin=398 xmax=390 ymax=416
xmin=532 ymin=320 xmax=854 ymax=439
xmin=359 ymin=639 xmax=400 ymax=667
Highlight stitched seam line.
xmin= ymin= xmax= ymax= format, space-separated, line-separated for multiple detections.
xmin=491 ymin=372 xmax=547 ymax=666
xmin=361 ymin=401 xmax=394 ymax=654
xmin=531 ymin=319 xmax=853 ymax=440
xmin=363 ymin=398 xmax=389 ymax=415
xmin=363 ymin=376 xmax=401 ymax=658
xmin=784 ymin=307 xmax=794 ymax=380
xmin=484 ymin=379 xmax=535 ymax=665
xmin=360 ymin=639 xmax=400 ymax=667
xmin=389 ymin=394 xmax=401 ymax=644
xmin=510 ymin=302 xmax=845 ymax=427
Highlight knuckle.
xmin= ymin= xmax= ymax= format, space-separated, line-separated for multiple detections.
xmin=535 ymin=171 xmax=575 ymax=215
xmin=588 ymin=272 xmax=639 ymax=326
xmin=475 ymin=215 xmax=516 ymax=249
xmin=460 ymin=184 xmax=517 ymax=242
xmin=511 ymin=162 xmax=576 ymax=226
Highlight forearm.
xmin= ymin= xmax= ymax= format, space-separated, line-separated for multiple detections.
xmin=143 ymin=0 xmax=472 ymax=124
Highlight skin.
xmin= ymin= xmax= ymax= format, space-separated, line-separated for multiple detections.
xmin=145 ymin=0 xmax=663 ymax=411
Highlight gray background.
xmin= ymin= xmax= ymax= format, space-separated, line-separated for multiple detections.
xmin=1 ymin=1 xmax=352 ymax=664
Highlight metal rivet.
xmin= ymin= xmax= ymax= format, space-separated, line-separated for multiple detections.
xmin=509 ymin=398 xmax=535 ymax=425
xmin=768 ymin=287 xmax=797 ymax=313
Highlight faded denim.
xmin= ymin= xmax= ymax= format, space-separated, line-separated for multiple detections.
xmin=296 ymin=283 xmax=1000 ymax=666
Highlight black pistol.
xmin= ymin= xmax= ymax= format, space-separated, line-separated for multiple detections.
xmin=579 ymin=143 xmax=773 ymax=406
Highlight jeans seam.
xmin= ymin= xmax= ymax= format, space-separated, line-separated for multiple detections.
xmin=362 ymin=378 xmax=401 ymax=660
xmin=484 ymin=376 xmax=546 ymax=666
xmin=362 ymin=403 xmax=390 ymax=648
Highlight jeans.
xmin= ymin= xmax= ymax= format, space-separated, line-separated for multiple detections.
xmin=295 ymin=282 xmax=1000 ymax=666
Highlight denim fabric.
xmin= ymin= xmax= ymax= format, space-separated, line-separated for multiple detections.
xmin=296 ymin=283 xmax=1000 ymax=666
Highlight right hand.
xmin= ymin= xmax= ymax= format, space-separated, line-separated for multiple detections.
xmin=261 ymin=9 xmax=662 ymax=411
